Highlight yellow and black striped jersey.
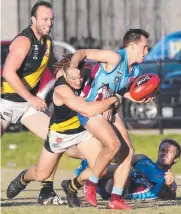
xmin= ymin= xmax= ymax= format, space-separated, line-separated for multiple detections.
xmin=49 ymin=76 xmax=85 ymax=134
xmin=1 ymin=26 xmax=52 ymax=102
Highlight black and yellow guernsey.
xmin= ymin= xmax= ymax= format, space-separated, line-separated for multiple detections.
xmin=1 ymin=26 xmax=52 ymax=102
xmin=49 ymin=76 xmax=85 ymax=134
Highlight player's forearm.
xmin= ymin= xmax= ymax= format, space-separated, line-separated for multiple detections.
xmin=71 ymin=50 xmax=86 ymax=68
xmin=3 ymin=72 xmax=33 ymax=101
xmin=82 ymin=97 xmax=118 ymax=117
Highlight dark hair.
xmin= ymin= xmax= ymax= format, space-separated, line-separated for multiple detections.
xmin=53 ymin=54 xmax=73 ymax=75
xmin=123 ymin=29 xmax=149 ymax=48
xmin=159 ymin=138 xmax=181 ymax=158
xmin=31 ymin=1 xmax=52 ymax=18
xmin=53 ymin=54 xmax=86 ymax=75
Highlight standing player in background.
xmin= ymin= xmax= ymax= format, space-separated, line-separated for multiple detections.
xmin=62 ymin=29 xmax=155 ymax=210
xmin=1 ymin=1 xmax=67 ymax=205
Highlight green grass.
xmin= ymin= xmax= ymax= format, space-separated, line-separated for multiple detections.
xmin=1 ymin=132 xmax=181 ymax=174
xmin=2 ymin=206 xmax=181 ymax=214
xmin=1 ymin=132 xmax=181 ymax=214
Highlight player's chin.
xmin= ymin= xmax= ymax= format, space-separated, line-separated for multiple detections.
xmin=159 ymin=159 xmax=170 ymax=166
xmin=74 ymin=85 xmax=81 ymax=89
xmin=138 ymin=58 xmax=144 ymax=63
xmin=44 ymin=30 xmax=51 ymax=35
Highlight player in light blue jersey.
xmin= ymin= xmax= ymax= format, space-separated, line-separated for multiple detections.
xmin=97 ymin=138 xmax=180 ymax=201
xmin=62 ymin=29 xmax=155 ymax=210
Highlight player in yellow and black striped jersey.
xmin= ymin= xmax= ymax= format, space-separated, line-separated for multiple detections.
xmin=1 ymin=1 xmax=57 ymax=131
xmin=49 ymin=77 xmax=85 ymax=134
xmin=1 ymin=1 xmax=65 ymax=206
xmin=1 ymin=25 xmax=52 ymax=102
xmin=6 ymin=54 xmax=120 ymax=207
xmin=44 ymin=75 xmax=88 ymax=153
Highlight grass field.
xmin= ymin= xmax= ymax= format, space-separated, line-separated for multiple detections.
xmin=1 ymin=132 xmax=181 ymax=214
xmin=1 ymin=169 xmax=181 ymax=214
xmin=1 ymin=132 xmax=181 ymax=173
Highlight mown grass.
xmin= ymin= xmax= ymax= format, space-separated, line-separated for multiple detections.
xmin=1 ymin=131 xmax=181 ymax=174
xmin=2 ymin=206 xmax=181 ymax=214
xmin=1 ymin=132 xmax=181 ymax=214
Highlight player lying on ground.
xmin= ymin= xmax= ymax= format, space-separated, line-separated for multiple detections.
xmin=6 ymin=55 xmax=120 ymax=207
xmin=62 ymin=28 xmax=154 ymax=210
xmin=95 ymin=138 xmax=180 ymax=200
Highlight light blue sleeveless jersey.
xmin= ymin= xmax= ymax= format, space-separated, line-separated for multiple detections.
xmin=81 ymin=48 xmax=140 ymax=102
xmin=127 ymin=157 xmax=165 ymax=200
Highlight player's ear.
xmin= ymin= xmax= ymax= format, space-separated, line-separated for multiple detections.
xmin=31 ymin=16 xmax=36 ymax=25
xmin=130 ymin=42 xmax=135 ymax=50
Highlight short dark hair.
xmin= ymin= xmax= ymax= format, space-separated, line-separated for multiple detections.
xmin=123 ymin=29 xmax=149 ymax=48
xmin=31 ymin=1 xmax=52 ymax=18
xmin=159 ymin=138 xmax=181 ymax=159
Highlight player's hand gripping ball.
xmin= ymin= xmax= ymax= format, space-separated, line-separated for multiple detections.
xmin=130 ymin=74 xmax=160 ymax=101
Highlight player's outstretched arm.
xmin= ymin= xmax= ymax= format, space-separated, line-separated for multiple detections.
xmin=54 ymin=85 xmax=119 ymax=117
xmin=70 ymin=49 xmax=121 ymax=70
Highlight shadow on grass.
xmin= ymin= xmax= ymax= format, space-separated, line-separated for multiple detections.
xmin=1 ymin=188 xmax=62 ymax=192
xmin=1 ymin=201 xmax=38 ymax=207
xmin=1 ymin=194 xmax=181 ymax=209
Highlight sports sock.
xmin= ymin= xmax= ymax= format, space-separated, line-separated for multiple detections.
xmin=69 ymin=177 xmax=82 ymax=192
xmin=110 ymin=186 xmax=123 ymax=199
xmin=41 ymin=181 xmax=53 ymax=189
xmin=88 ymin=174 xmax=99 ymax=184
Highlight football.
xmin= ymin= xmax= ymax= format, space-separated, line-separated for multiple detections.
xmin=130 ymin=74 xmax=160 ymax=101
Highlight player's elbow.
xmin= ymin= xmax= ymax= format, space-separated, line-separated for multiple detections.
xmin=2 ymin=70 xmax=8 ymax=79
xmin=2 ymin=69 xmax=14 ymax=81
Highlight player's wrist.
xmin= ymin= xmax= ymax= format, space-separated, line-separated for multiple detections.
xmin=26 ymin=94 xmax=34 ymax=102
xmin=114 ymin=94 xmax=122 ymax=106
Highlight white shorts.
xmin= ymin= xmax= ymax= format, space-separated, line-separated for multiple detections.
xmin=44 ymin=130 xmax=92 ymax=153
xmin=0 ymin=99 xmax=30 ymax=124
xmin=0 ymin=98 xmax=50 ymax=124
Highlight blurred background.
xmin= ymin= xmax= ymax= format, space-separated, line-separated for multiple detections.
xmin=2 ymin=0 xmax=181 ymax=48
xmin=1 ymin=0 xmax=181 ymax=132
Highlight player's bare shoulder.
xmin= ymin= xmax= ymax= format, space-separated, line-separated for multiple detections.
xmin=9 ymin=36 xmax=31 ymax=54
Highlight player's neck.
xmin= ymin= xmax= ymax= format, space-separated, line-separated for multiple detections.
xmin=126 ymin=48 xmax=136 ymax=73
xmin=31 ymin=25 xmax=45 ymax=44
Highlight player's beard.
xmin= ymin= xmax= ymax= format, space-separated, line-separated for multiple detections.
xmin=36 ymin=25 xmax=51 ymax=37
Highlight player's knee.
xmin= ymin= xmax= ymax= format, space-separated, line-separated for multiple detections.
xmin=108 ymin=139 xmax=121 ymax=155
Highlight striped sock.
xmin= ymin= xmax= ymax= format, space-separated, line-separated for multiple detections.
xmin=69 ymin=178 xmax=82 ymax=192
